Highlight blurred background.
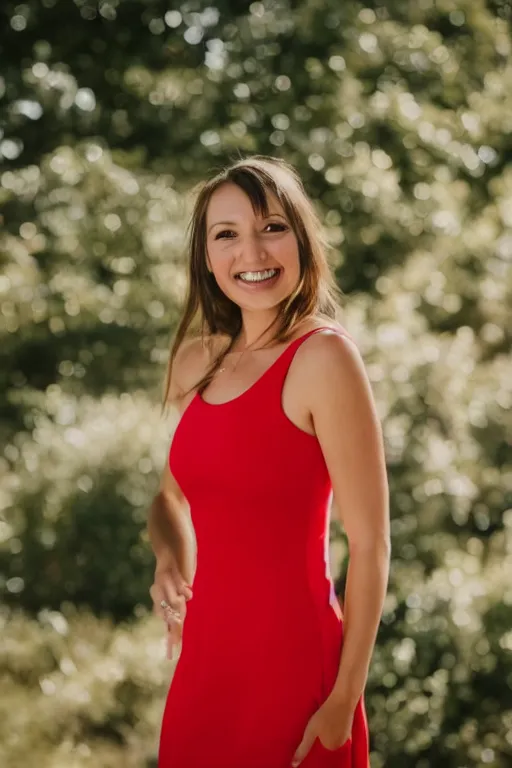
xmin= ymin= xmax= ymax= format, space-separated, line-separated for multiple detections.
xmin=1 ymin=1 xmax=511 ymax=766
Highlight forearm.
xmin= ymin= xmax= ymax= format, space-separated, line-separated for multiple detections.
xmin=331 ymin=538 xmax=390 ymax=707
xmin=147 ymin=492 xmax=196 ymax=584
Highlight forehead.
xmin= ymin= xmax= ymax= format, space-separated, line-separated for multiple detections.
xmin=206 ymin=182 xmax=285 ymax=224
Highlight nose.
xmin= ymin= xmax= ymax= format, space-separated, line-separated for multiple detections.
xmin=237 ymin=231 xmax=268 ymax=269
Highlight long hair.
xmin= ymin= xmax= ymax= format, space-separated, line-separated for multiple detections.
xmin=160 ymin=155 xmax=343 ymax=416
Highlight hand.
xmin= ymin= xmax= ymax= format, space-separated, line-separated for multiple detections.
xmin=291 ymin=694 xmax=354 ymax=766
xmin=149 ymin=555 xmax=193 ymax=660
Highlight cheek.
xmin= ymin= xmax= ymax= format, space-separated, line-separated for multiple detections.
xmin=275 ymin=237 xmax=300 ymax=272
xmin=208 ymin=244 xmax=232 ymax=273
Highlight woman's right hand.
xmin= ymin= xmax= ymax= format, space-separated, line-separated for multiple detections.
xmin=149 ymin=556 xmax=193 ymax=660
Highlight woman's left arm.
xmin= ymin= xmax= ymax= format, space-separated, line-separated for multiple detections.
xmin=308 ymin=331 xmax=391 ymax=708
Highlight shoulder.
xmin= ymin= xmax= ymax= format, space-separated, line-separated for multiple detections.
xmin=297 ymin=329 xmax=382 ymax=463
xmin=295 ymin=325 xmax=370 ymax=406
xmin=170 ymin=332 xmax=227 ymax=400
xmin=298 ymin=323 xmax=360 ymax=365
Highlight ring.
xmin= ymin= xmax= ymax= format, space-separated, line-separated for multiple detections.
xmin=160 ymin=599 xmax=181 ymax=620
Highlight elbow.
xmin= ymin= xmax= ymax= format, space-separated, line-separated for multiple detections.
xmin=348 ymin=534 xmax=391 ymax=558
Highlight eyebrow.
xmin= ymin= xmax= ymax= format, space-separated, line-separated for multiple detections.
xmin=207 ymin=213 xmax=287 ymax=235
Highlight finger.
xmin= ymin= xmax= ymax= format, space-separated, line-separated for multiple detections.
xmin=174 ymin=571 xmax=193 ymax=599
xmin=154 ymin=600 xmax=184 ymax=639
xmin=152 ymin=560 xmax=193 ymax=597
xmin=162 ymin=570 xmax=193 ymax=604
xmin=160 ymin=602 xmax=186 ymax=641
xmin=150 ymin=583 xmax=175 ymax=620
xmin=150 ymin=578 xmax=185 ymax=621
xmin=163 ymin=604 xmax=185 ymax=631
xmin=291 ymin=728 xmax=316 ymax=767
xmin=178 ymin=582 xmax=194 ymax=601
xmin=158 ymin=571 xmax=186 ymax=610
xmin=161 ymin=598 xmax=186 ymax=641
xmin=166 ymin=602 xmax=186 ymax=651
xmin=150 ymin=575 xmax=188 ymax=652
xmin=166 ymin=624 xmax=175 ymax=660
xmin=155 ymin=561 xmax=193 ymax=601
xmin=167 ymin=610 xmax=183 ymax=651
xmin=150 ymin=583 xmax=166 ymax=616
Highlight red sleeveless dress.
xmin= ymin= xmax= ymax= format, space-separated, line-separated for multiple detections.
xmin=158 ymin=326 xmax=370 ymax=768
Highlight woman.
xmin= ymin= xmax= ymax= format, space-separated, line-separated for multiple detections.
xmin=148 ymin=155 xmax=390 ymax=768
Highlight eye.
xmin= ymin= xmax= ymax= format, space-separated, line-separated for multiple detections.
xmin=214 ymin=229 xmax=237 ymax=240
xmin=264 ymin=222 xmax=288 ymax=233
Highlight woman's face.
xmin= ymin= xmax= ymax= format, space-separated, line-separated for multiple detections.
xmin=205 ymin=182 xmax=301 ymax=311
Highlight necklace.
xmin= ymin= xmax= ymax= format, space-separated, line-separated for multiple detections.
xmin=217 ymin=347 xmax=249 ymax=375
xmin=217 ymin=338 xmax=268 ymax=375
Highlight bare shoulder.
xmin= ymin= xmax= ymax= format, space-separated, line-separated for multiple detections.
xmin=294 ymin=323 xmax=368 ymax=402
xmin=168 ymin=332 xmax=226 ymax=406
xmin=297 ymin=321 xmax=360 ymax=362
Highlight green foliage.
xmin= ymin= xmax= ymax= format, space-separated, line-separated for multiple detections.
xmin=0 ymin=606 xmax=170 ymax=768
xmin=2 ymin=393 xmax=169 ymax=617
xmin=1 ymin=0 xmax=511 ymax=766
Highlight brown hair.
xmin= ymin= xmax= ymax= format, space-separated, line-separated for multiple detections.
xmin=160 ymin=155 xmax=343 ymax=416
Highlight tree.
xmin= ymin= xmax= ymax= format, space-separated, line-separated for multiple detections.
xmin=1 ymin=1 xmax=511 ymax=765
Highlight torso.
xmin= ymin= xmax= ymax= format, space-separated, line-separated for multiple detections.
xmin=172 ymin=318 xmax=342 ymax=438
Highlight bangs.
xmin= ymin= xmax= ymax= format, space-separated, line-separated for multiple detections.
xmin=226 ymin=167 xmax=276 ymax=219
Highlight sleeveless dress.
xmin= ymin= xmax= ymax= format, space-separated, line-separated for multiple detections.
xmin=158 ymin=326 xmax=370 ymax=768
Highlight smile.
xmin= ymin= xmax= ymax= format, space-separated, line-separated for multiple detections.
xmin=235 ymin=268 xmax=281 ymax=283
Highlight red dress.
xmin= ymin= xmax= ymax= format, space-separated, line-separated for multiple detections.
xmin=158 ymin=326 xmax=370 ymax=767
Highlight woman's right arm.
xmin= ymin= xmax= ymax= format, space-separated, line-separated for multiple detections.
xmin=148 ymin=338 xmax=205 ymax=657
xmin=148 ymin=336 xmax=200 ymax=585
xmin=148 ymin=466 xmax=196 ymax=586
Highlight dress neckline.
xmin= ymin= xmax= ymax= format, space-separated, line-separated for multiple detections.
xmin=197 ymin=326 xmax=335 ymax=408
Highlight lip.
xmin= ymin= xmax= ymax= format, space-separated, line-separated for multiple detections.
xmin=234 ymin=268 xmax=282 ymax=290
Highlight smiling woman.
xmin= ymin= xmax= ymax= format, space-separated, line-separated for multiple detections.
xmin=205 ymin=182 xmax=298 ymax=299
xmin=161 ymin=155 xmax=344 ymax=397
xmin=150 ymin=156 xmax=390 ymax=768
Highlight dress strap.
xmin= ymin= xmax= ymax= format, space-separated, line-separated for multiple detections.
xmin=284 ymin=325 xmax=354 ymax=357
xmin=265 ymin=324 xmax=353 ymax=392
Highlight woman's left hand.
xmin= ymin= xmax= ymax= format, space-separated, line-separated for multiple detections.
xmin=291 ymin=693 xmax=354 ymax=766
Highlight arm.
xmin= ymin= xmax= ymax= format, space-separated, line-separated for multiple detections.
xmin=148 ymin=336 xmax=199 ymax=584
xmin=147 ymin=338 xmax=201 ymax=658
xmin=308 ymin=331 xmax=390 ymax=708
xmin=149 ymin=472 xmax=196 ymax=586
xmin=148 ymin=468 xmax=196 ymax=660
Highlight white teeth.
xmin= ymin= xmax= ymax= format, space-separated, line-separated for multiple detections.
xmin=237 ymin=269 xmax=279 ymax=283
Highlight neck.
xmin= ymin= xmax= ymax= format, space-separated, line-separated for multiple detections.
xmin=237 ymin=308 xmax=280 ymax=350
